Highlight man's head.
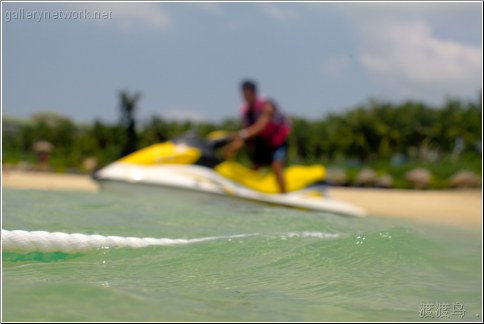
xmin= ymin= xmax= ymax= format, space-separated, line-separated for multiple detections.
xmin=241 ymin=80 xmax=257 ymax=106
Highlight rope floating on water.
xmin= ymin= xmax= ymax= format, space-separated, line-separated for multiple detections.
xmin=1 ymin=229 xmax=339 ymax=253
xmin=1 ymin=229 xmax=258 ymax=253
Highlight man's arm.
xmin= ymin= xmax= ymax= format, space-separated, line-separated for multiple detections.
xmin=238 ymin=102 xmax=275 ymax=140
xmin=224 ymin=102 xmax=275 ymax=158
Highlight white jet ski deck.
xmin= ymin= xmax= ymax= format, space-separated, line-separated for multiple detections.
xmin=94 ymin=132 xmax=366 ymax=217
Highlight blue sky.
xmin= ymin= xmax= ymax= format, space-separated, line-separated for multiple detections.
xmin=2 ymin=2 xmax=482 ymax=124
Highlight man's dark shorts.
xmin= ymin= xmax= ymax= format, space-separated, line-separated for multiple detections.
xmin=247 ymin=138 xmax=288 ymax=166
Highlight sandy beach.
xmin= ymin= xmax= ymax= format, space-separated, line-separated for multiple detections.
xmin=2 ymin=170 xmax=482 ymax=227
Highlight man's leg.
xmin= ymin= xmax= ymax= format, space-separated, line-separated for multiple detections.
xmin=271 ymin=141 xmax=288 ymax=194
xmin=271 ymin=160 xmax=286 ymax=193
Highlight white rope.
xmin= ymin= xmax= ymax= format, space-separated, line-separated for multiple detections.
xmin=1 ymin=229 xmax=258 ymax=253
xmin=1 ymin=229 xmax=340 ymax=253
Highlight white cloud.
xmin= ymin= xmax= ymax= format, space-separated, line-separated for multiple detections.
xmin=357 ymin=19 xmax=481 ymax=95
xmin=329 ymin=2 xmax=481 ymax=23
xmin=192 ymin=3 xmax=224 ymax=16
xmin=258 ymin=3 xmax=297 ymax=21
xmin=73 ymin=3 xmax=173 ymax=31
xmin=321 ymin=2 xmax=482 ymax=99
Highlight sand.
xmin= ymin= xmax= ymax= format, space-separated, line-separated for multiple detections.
xmin=330 ymin=187 xmax=481 ymax=227
xmin=2 ymin=170 xmax=482 ymax=227
xmin=2 ymin=170 xmax=99 ymax=192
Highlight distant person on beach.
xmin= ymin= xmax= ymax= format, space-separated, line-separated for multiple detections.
xmin=32 ymin=140 xmax=54 ymax=171
xmin=224 ymin=80 xmax=291 ymax=193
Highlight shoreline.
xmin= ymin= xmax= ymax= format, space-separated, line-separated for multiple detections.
xmin=329 ymin=187 xmax=481 ymax=227
xmin=2 ymin=170 xmax=482 ymax=227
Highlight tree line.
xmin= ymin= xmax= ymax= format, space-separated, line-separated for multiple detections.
xmin=2 ymin=96 xmax=482 ymax=174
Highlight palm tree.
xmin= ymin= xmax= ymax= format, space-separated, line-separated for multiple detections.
xmin=119 ymin=91 xmax=141 ymax=157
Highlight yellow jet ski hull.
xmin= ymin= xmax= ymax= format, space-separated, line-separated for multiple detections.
xmin=116 ymin=141 xmax=326 ymax=194
xmin=94 ymin=135 xmax=366 ymax=217
xmin=215 ymin=161 xmax=325 ymax=194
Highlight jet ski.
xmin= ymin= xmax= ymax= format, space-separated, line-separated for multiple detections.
xmin=93 ymin=132 xmax=366 ymax=217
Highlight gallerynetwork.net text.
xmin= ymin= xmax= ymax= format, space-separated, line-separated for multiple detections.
xmin=4 ymin=8 xmax=113 ymax=22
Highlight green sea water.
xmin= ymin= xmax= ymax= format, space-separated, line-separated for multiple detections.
xmin=2 ymin=185 xmax=482 ymax=322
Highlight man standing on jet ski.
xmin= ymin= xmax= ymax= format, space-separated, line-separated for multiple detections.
xmin=224 ymin=80 xmax=291 ymax=193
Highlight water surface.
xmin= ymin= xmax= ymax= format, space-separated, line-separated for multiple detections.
xmin=2 ymin=186 xmax=482 ymax=321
